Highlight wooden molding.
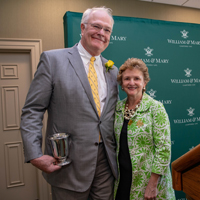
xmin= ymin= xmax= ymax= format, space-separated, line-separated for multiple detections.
xmin=171 ymin=144 xmax=200 ymax=197
xmin=172 ymin=144 xmax=200 ymax=172
xmin=183 ymin=165 xmax=200 ymax=200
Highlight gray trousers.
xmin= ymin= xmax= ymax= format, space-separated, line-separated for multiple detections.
xmin=51 ymin=143 xmax=114 ymax=200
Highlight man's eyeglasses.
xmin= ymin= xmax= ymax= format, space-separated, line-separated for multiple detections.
xmin=85 ymin=23 xmax=112 ymax=35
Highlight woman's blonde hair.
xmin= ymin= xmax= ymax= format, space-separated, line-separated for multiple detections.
xmin=117 ymin=58 xmax=150 ymax=86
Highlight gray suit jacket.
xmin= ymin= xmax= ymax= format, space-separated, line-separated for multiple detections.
xmin=20 ymin=44 xmax=118 ymax=192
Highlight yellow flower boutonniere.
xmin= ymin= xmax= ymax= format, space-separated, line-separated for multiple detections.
xmin=105 ymin=60 xmax=114 ymax=72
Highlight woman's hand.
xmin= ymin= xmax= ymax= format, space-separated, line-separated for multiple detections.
xmin=144 ymin=173 xmax=160 ymax=200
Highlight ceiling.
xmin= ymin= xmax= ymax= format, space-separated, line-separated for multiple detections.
xmin=138 ymin=0 xmax=200 ymax=9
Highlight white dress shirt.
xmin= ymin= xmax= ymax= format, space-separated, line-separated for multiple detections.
xmin=77 ymin=42 xmax=107 ymax=112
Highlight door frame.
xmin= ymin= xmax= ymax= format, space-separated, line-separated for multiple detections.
xmin=0 ymin=38 xmax=51 ymax=200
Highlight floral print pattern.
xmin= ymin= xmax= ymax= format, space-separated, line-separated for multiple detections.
xmin=114 ymin=93 xmax=175 ymax=200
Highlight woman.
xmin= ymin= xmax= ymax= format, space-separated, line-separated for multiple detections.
xmin=114 ymin=58 xmax=175 ymax=200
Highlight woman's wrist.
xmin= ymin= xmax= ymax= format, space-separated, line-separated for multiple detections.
xmin=149 ymin=172 xmax=161 ymax=186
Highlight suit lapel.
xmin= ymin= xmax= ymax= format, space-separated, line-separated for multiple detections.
xmin=67 ymin=45 xmax=99 ymax=117
xmin=101 ymin=56 xmax=112 ymax=118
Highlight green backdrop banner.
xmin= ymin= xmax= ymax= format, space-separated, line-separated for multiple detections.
xmin=63 ymin=11 xmax=200 ymax=200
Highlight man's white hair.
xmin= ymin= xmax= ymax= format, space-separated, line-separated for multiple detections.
xmin=81 ymin=6 xmax=114 ymax=29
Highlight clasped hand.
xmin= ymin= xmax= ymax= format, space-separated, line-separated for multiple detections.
xmin=144 ymin=185 xmax=158 ymax=200
xmin=144 ymin=172 xmax=160 ymax=200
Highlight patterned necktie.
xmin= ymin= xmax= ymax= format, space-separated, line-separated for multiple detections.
xmin=88 ymin=57 xmax=101 ymax=117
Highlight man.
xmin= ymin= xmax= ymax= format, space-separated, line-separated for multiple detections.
xmin=20 ymin=7 xmax=118 ymax=200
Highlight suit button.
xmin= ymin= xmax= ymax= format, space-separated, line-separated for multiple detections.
xmin=95 ymin=142 xmax=98 ymax=146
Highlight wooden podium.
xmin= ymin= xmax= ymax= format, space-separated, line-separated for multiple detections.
xmin=171 ymin=144 xmax=200 ymax=200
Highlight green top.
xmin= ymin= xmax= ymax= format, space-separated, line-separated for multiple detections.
xmin=114 ymin=93 xmax=175 ymax=199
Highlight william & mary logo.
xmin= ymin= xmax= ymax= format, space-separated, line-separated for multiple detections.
xmin=141 ymin=46 xmax=169 ymax=66
xmin=167 ymin=29 xmax=200 ymax=47
xmin=174 ymin=107 xmax=200 ymax=126
xmin=171 ymin=68 xmax=200 ymax=87
xmin=109 ymin=35 xmax=127 ymax=44
xmin=187 ymin=107 xmax=195 ymax=117
xmin=147 ymin=88 xmax=172 ymax=105
xmin=184 ymin=68 xmax=192 ymax=77
xmin=147 ymin=89 xmax=156 ymax=98
xmin=144 ymin=47 xmax=153 ymax=57
xmin=181 ymin=30 xmax=189 ymax=39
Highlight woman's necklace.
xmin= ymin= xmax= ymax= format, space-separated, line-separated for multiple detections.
xmin=124 ymin=100 xmax=141 ymax=120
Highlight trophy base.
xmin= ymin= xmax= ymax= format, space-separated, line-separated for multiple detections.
xmin=57 ymin=158 xmax=71 ymax=166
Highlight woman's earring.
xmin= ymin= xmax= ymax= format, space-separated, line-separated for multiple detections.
xmin=143 ymin=87 xmax=146 ymax=92
xmin=122 ymin=88 xmax=124 ymax=90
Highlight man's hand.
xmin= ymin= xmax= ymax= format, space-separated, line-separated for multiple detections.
xmin=30 ymin=155 xmax=61 ymax=173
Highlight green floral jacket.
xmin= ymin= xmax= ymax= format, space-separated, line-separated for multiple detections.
xmin=114 ymin=93 xmax=175 ymax=199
